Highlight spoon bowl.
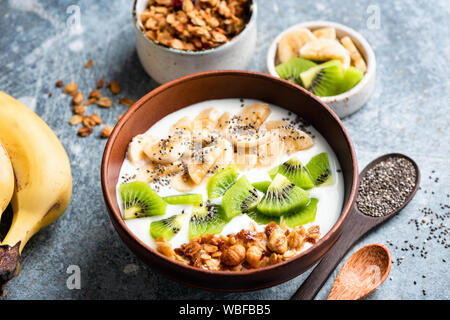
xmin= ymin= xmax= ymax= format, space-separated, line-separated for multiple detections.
xmin=292 ymin=153 xmax=420 ymax=300
xmin=327 ymin=243 xmax=392 ymax=300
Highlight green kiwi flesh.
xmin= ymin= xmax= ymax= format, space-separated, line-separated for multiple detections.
xmin=163 ymin=194 xmax=203 ymax=206
xmin=252 ymin=181 xmax=272 ymax=193
xmin=306 ymin=153 xmax=332 ymax=186
xmin=268 ymin=157 xmax=314 ymax=190
xmin=207 ymin=164 xmax=238 ymax=199
xmin=276 ymin=57 xmax=317 ymax=85
xmin=120 ymin=181 xmax=167 ymax=219
xmin=283 ymin=198 xmax=319 ymax=228
xmin=339 ymin=66 xmax=364 ymax=93
xmin=189 ymin=205 xmax=228 ymax=239
xmin=257 ymin=174 xmax=309 ymax=217
xmin=247 ymin=209 xmax=281 ymax=225
xmin=150 ymin=213 xmax=186 ymax=240
xmin=222 ymin=176 xmax=259 ymax=220
xmin=300 ymin=60 xmax=345 ymax=97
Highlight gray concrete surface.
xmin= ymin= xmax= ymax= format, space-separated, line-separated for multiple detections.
xmin=0 ymin=0 xmax=448 ymax=299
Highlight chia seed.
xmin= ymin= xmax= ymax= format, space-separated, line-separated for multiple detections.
xmin=356 ymin=156 xmax=417 ymax=217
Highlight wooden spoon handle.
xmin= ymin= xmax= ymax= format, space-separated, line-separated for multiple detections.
xmin=291 ymin=207 xmax=374 ymax=300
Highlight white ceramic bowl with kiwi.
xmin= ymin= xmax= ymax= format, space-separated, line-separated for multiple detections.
xmin=266 ymin=21 xmax=376 ymax=118
xmin=133 ymin=0 xmax=257 ymax=84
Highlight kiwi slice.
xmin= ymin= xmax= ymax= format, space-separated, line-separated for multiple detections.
xmin=247 ymin=209 xmax=281 ymax=225
xmin=283 ymin=198 xmax=318 ymax=228
xmin=119 ymin=181 xmax=167 ymax=219
xmin=268 ymin=157 xmax=314 ymax=190
xmin=222 ymin=176 xmax=259 ymax=220
xmin=150 ymin=213 xmax=186 ymax=240
xmin=300 ymin=60 xmax=345 ymax=97
xmin=207 ymin=164 xmax=238 ymax=199
xmin=339 ymin=66 xmax=364 ymax=93
xmin=252 ymin=181 xmax=271 ymax=193
xmin=276 ymin=57 xmax=317 ymax=85
xmin=189 ymin=205 xmax=228 ymax=239
xmin=163 ymin=194 xmax=203 ymax=206
xmin=306 ymin=152 xmax=332 ymax=186
xmin=257 ymin=174 xmax=309 ymax=217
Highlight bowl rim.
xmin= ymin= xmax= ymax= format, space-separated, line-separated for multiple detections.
xmin=265 ymin=20 xmax=376 ymax=102
xmin=132 ymin=0 xmax=258 ymax=56
xmin=101 ymin=70 xmax=359 ymax=277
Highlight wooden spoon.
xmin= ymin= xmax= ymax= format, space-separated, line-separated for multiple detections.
xmin=327 ymin=243 xmax=391 ymax=300
xmin=291 ymin=153 xmax=420 ymax=300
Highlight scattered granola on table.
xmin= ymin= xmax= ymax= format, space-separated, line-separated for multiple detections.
xmin=139 ymin=0 xmax=252 ymax=51
xmin=156 ymin=222 xmax=321 ymax=271
xmin=57 ymin=61 xmax=133 ymax=138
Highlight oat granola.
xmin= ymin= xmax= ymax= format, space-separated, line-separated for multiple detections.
xmin=139 ymin=0 xmax=252 ymax=51
xmin=156 ymin=222 xmax=321 ymax=271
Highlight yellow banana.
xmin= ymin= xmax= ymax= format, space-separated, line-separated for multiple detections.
xmin=0 ymin=91 xmax=72 ymax=295
xmin=0 ymin=140 xmax=14 ymax=217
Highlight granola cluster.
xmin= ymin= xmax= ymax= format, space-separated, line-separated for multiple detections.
xmin=155 ymin=222 xmax=321 ymax=271
xmin=55 ymin=61 xmax=135 ymax=138
xmin=140 ymin=0 xmax=252 ymax=51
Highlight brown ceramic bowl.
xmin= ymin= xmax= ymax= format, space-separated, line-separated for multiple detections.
xmin=101 ymin=70 xmax=358 ymax=292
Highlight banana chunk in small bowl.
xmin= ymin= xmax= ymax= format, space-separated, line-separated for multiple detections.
xmin=266 ymin=21 xmax=376 ymax=118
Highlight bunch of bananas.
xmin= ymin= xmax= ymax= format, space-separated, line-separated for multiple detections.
xmin=0 ymin=92 xmax=72 ymax=296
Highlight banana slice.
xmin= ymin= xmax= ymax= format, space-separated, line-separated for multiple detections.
xmin=170 ymin=116 xmax=192 ymax=133
xmin=340 ymin=36 xmax=367 ymax=73
xmin=277 ymin=28 xmax=316 ymax=63
xmin=232 ymin=128 xmax=271 ymax=149
xmin=265 ymin=120 xmax=314 ymax=155
xmin=215 ymin=112 xmax=231 ymax=132
xmin=170 ymin=171 xmax=198 ymax=192
xmin=135 ymin=161 xmax=184 ymax=183
xmin=135 ymin=161 xmax=157 ymax=183
xmin=234 ymin=146 xmax=258 ymax=171
xmin=236 ymin=103 xmax=271 ymax=130
xmin=312 ymin=27 xmax=336 ymax=40
xmin=299 ymin=38 xmax=350 ymax=69
xmin=128 ymin=134 xmax=158 ymax=165
xmin=257 ymin=135 xmax=285 ymax=168
xmin=144 ymin=130 xmax=191 ymax=164
xmin=213 ymin=139 xmax=234 ymax=172
xmin=194 ymin=107 xmax=220 ymax=130
xmin=188 ymin=139 xmax=224 ymax=184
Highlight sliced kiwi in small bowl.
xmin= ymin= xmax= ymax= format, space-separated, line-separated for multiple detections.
xmin=257 ymin=174 xmax=309 ymax=217
xmin=222 ymin=176 xmax=259 ymax=220
xmin=268 ymin=157 xmax=314 ymax=190
xmin=300 ymin=59 xmax=345 ymax=97
xmin=189 ymin=204 xmax=228 ymax=239
xmin=119 ymin=181 xmax=167 ymax=220
xmin=275 ymin=57 xmax=317 ymax=85
xmin=339 ymin=66 xmax=364 ymax=93
xmin=283 ymin=198 xmax=319 ymax=228
xmin=150 ymin=212 xmax=186 ymax=241
xmin=163 ymin=193 xmax=203 ymax=206
xmin=207 ymin=164 xmax=238 ymax=199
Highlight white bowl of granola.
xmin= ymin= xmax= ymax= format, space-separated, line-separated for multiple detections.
xmin=133 ymin=0 xmax=257 ymax=84
xmin=266 ymin=21 xmax=376 ymax=118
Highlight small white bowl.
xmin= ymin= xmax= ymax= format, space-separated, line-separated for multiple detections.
xmin=266 ymin=21 xmax=376 ymax=118
xmin=133 ymin=0 xmax=257 ymax=84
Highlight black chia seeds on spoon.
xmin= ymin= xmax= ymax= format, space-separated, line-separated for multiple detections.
xmin=357 ymin=156 xmax=417 ymax=217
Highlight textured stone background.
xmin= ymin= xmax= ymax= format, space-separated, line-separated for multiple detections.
xmin=0 ymin=0 xmax=448 ymax=300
